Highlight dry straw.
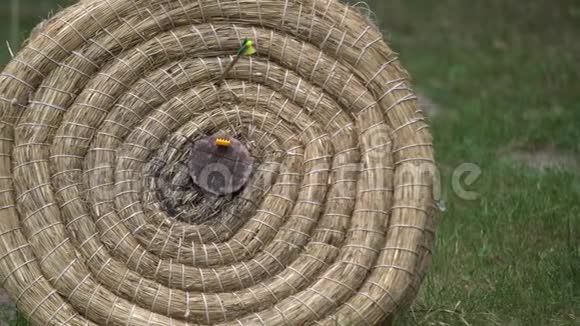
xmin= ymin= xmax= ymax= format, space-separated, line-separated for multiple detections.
xmin=0 ymin=0 xmax=437 ymax=325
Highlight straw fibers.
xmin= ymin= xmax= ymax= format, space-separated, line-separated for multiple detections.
xmin=0 ymin=0 xmax=437 ymax=325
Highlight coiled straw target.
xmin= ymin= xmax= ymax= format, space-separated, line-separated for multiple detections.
xmin=0 ymin=0 xmax=437 ymax=325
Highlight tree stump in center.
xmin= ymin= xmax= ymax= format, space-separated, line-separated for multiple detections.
xmin=188 ymin=134 xmax=254 ymax=196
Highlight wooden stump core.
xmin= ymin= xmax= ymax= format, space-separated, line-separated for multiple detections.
xmin=188 ymin=134 xmax=254 ymax=196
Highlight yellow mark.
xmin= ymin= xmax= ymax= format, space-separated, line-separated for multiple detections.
xmin=215 ymin=138 xmax=232 ymax=147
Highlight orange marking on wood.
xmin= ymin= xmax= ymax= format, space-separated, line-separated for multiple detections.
xmin=215 ymin=138 xmax=232 ymax=147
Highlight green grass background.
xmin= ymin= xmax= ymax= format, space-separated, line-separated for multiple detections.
xmin=0 ymin=0 xmax=578 ymax=325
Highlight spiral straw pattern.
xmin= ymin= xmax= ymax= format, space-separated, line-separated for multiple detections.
xmin=0 ymin=0 xmax=437 ymax=325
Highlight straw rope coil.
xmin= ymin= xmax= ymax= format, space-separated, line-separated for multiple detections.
xmin=0 ymin=0 xmax=437 ymax=325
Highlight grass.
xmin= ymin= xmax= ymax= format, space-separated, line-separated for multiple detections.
xmin=1 ymin=0 xmax=579 ymax=325
xmin=361 ymin=0 xmax=580 ymax=324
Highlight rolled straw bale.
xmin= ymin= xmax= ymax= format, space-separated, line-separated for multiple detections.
xmin=0 ymin=0 xmax=437 ymax=325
